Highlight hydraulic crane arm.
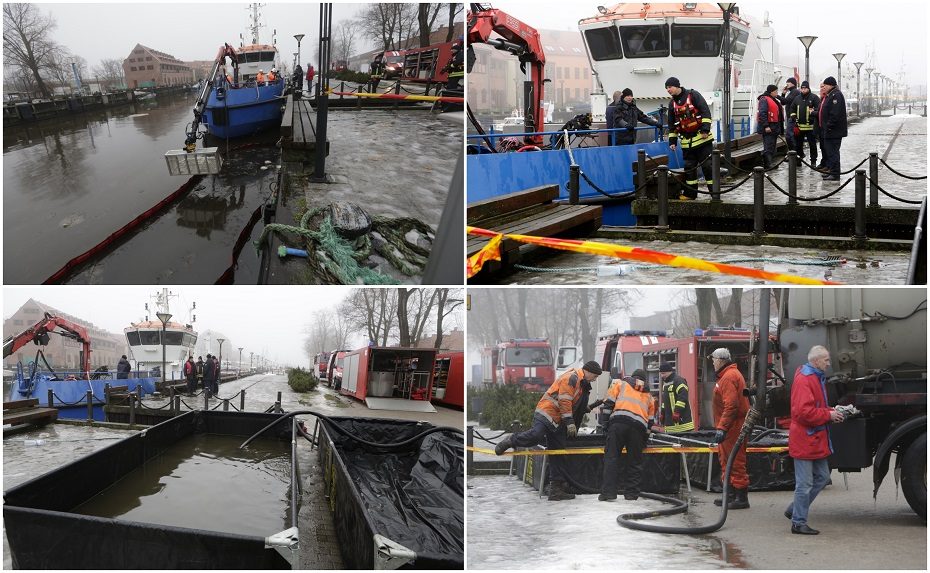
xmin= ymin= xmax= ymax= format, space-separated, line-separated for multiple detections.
xmin=184 ymin=43 xmax=240 ymax=152
xmin=3 ymin=312 xmax=92 ymax=377
xmin=468 ymin=4 xmax=546 ymax=144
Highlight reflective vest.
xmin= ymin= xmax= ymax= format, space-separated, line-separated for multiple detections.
xmin=673 ymin=93 xmax=703 ymax=134
xmin=256 ymin=72 xmax=265 ymax=83
xmin=791 ymin=96 xmax=816 ymax=131
xmin=605 ymin=379 xmax=656 ymax=428
xmin=759 ymin=95 xmax=780 ymax=125
xmin=534 ymin=367 xmax=586 ymax=428
xmin=662 ymin=376 xmax=694 ymax=432
xmin=268 ymin=72 xmax=276 ymax=82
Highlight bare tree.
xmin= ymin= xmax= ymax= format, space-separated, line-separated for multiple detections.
xmin=332 ymin=19 xmax=359 ymax=65
xmin=357 ymin=3 xmax=418 ymax=51
xmin=444 ymin=3 xmax=464 ymax=42
xmin=397 ymin=288 xmax=438 ymax=347
xmin=341 ymin=289 xmax=398 ymax=346
xmin=433 ymin=288 xmax=463 ymax=349
xmin=93 ymin=57 xmax=124 ymax=89
xmin=3 ymin=3 xmax=59 ymax=98
xmin=417 ymin=3 xmax=443 ymax=47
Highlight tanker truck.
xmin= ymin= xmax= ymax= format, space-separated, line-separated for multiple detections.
xmin=774 ymin=289 xmax=926 ymax=519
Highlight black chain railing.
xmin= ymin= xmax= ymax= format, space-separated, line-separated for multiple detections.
xmin=867 ymin=177 xmax=925 ymax=204
xmin=765 ymin=173 xmax=854 ymax=201
xmin=878 ymin=158 xmax=927 ymax=180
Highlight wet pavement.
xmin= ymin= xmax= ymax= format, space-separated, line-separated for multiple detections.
xmin=3 ymin=91 xmax=279 ymax=284
xmin=495 ymin=240 xmax=911 ymax=285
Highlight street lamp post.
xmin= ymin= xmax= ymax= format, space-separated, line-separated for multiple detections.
xmin=294 ymin=33 xmax=305 ymax=70
xmin=853 ymin=62 xmax=863 ymax=116
xmin=250 ymin=351 xmax=254 ymax=372
xmin=832 ymin=53 xmax=845 ymax=91
xmin=217 ymin=338 xmax=225 ymax=385
xmin=865 ymin=68 xmax=874 ymax=114
xmin=719 ymin=3 xmax=736 ymax=163
xmin=156 ymin=312 xmax=172 ymax=385
xmin=797 ymin=36 xmax=817 ymax=84
xmin=238 ymin=347 xmax=243 ymax=378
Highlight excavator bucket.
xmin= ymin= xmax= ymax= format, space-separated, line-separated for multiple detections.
xmin=164 ymin=147 xmax=223 ymax=176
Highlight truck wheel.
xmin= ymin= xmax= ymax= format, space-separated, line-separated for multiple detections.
xmin=901 ymin=431 xmax=926 ymax=520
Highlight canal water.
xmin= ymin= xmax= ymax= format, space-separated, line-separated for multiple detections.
xmin=3 ymin=92 xmax=276 ymax=284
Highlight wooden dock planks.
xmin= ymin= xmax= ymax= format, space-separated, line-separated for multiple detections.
xmin=3 ymin=399 xmax=58 ymax=429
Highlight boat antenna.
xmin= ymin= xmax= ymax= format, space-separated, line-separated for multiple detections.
xmin=248 ymin=3 xmax=266 ymax=45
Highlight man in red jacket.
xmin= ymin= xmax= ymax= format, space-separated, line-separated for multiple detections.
xmin=785 ymin=345 xmax=846 ymax=535
xmin=710 ymin=347 xmax=750 ymax=509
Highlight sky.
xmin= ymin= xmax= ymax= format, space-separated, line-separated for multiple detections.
xmin=35 ymin=2 xmax=369 ymax=73
xmin=492 ymin=0 xmax=928 ymax=88
xmin=5 ymin=286 xmax=363 ymax=367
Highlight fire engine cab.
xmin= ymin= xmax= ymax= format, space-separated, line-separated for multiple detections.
xmin=481 ymin=338 xmax=556 ymax=392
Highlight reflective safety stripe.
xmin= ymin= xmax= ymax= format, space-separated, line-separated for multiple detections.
xmin=685 ymin=180 xmax=699 ymax=186
xmin=558 ymin=393 xmax=574 ymax=401
xmin=674 ymin=401 xmax=687 ymax=408
xmin=664 ymin=420 xmax=695 ymax=432
xmin=610 ymin=409 xmax=648 ymax=427
xmin=543 ymin=394 xmax=559 ymax=406
xmin=535 ymin=408 xmax=558 ymax=428
xmin=679 ymin=132 xmax=713 ymax=148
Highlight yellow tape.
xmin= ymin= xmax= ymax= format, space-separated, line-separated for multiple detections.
xmin=468 ymin=445 xmax=789 ymax=456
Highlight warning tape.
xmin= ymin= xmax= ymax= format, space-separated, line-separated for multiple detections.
xmin=466 ymin=226 xmax=841 ymax=285
xmin=327 ymin=90 xmax=463 ymax=104
xmin=468 ymin=445 xmax=789 ymax=456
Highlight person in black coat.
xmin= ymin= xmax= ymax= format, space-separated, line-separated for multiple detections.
xmin=779 ymin=77 xmax=801 ymax=148
xmin=203 ymin=354 xmax=216 ymax=397
xmin=605 ymin=90 xmax=622 ymax=145
xmin=788 ymin=81 xmax=821 ymax=166
xmin=613 ymin=88 xmax=661 ymax=146
xmin=817 ymin=76 xmax=847 ymax=181
xmin=117 ymin=355 xmax=131 ymax=379
xmin=293 ymin=63 xmax=304 ymax=95
xmin=666 ymin=77 xmax=714 ymax=200
xmin=757 ymin=84 xmax=785 ymax=169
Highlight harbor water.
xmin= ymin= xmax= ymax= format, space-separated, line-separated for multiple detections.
xmin=3 ymin=92 xmax=276 ymax=284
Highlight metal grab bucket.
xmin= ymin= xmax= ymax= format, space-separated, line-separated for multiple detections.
xmin=164 ymin=147 xmax=223 ymax=176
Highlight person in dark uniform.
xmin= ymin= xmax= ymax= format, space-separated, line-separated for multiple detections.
xmin=659 ymin=362 xmax=694 ymax=433
xmin=779 ymin=77 xmax=801 ymax=149
xmin=203 ymin=354 xmax=216 ymax=398
xmin=665 ymin=77 xmax=714 ymax=200
xmin=818 ymin=76 xmax=847 ymax=181
xmin=293 ymin=63 xmax=304 ymax=96
xmin=117 ymin=355 xmax=131 ymax=379
xmin=788 ymin=81 xmax=821 ymax=167
xmin=369 ymin=53 xmax=384 ymax=92
xmin=613 ymin=88 xmax=661 ymax=146
xmin=757 ymin=84 xmax=785 ymax=169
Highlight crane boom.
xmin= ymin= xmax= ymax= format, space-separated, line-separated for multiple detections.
xmin=3 ymin=312 xmax=92 ymax=378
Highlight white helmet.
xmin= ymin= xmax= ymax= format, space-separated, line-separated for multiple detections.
xmin=259 ymin=68 xmax=264 ymax=72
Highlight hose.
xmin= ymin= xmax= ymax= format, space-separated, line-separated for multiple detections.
xmin=616 ymin=416 xmax=753 ymax=534
xmin=239 ymin=408 xmax=463 ymax=450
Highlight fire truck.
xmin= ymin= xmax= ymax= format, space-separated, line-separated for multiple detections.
xmin=638 ymin=327 xmax=778 ymax=430
xmin=312 ymin=351 xmax=331 ymax=380
xmin=432 ymin=351 xmax=464 ymax=409
xmin=480 ymin=338 xmax=556 ymax=392
xmin=401 ymin=41 xmax=457 ymax=83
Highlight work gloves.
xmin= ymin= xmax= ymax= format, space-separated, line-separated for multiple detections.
xmin=567 ymin=423 xmax=577 ymax=438
xmin=712 ymin=429 xmax=726 ymax=444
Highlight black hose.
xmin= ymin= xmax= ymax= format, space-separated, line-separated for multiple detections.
xmin=616 ymin=429 xmax=748 ymax=534
xmin=239 ymin=408 xmax=463 ymax=450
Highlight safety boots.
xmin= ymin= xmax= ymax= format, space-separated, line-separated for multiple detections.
xmin=494 ymin=436 xmax=513 ymax=456
xmin=714 ymin=488 xmax=750 ymax=509
xmin=547 ymin=480 xmax=576 ymax=501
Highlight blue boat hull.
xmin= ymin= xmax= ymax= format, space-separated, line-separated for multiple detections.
xmin=8 ymin=373 xmax=158 ymax=422
xmin=204 ymin=82 xmax=284 ymax=139
xmin=467 ymin=141 xmax=682 ymax=226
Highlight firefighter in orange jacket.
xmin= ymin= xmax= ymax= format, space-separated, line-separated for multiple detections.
xmin=665 ymin=76 xmax=714 ymax=200
xmin=495 ymin=361 xmax=603 ymax=501
xmin=710 ymin=347 xmax=750 ymax=509
xmin=256 ymin=69 xmax=265 ymax=85
xmin=598 ymin=369 xmax=656 ymax=501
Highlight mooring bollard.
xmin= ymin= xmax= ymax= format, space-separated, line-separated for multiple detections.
xmin=169 ymin=387 xmax=175 ymax=409
xmin=467 ymin=425 xmax=475 ymax=474
xmin=636 ymin=149 xmax=647 ymax=200
xmin=129 ymin=392 xmax=137 ymax=427
xmin=204 ymin=391 xmax=209 ymax=410
xmin=869 ymin=152 xmax=880 ymax=207
xmin=86 ymin=390 xmax=93 ymax=422
xmin=656 ymin=166 xmax=669 ymax=230
xmin=48 ymin=389 xmax=54 ymax=408
xmin=710 ymin=150 xmax=722 ymax=202
xmin=568 ymin=164 xmax=580 ymax=205
xmin=174 ymin=394 xmax=181 ymax=415
xmin=276 ymin=391 xmax=283 ymax=413
xmin=855 ymin=170 xmax=868 ymax=239
xmin=787 ymin=151 xmax=798 ymax=205
xmin=240 ymin=390 xmax=246 ymax=412
xmin=753 ymin=166 xmax=765 ymax=236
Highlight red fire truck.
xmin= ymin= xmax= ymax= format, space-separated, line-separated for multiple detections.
xmin=639 ymin=327 xmax=780 ymax=430
xmin=432 ymin=351 xmax=464 ymax=409
xmin=401 ymin=41 xmax=456 ymax=83
xmin=312 ymin=351 xmax=331 ymax=380
xmin=480 ymin=338 xmax=556 ymax=391
xmin=339 ymin=346 xmax=438 ymax=411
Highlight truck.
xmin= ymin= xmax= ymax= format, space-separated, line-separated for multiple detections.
xmin=401 ymin=41 xmax=456 ymax=83
xmin=312 ymin=351 xmax=331 ymax=380
xmin=774 ymin=288 xmax=926 ymax=519
xmin=481 ymin=338 xmax=556 ymax=392
xmin=339 ymin=346 xmax=437 ymax=412
xmin=432 ymin=351 xmax=464 ymax=409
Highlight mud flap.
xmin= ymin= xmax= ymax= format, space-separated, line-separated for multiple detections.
xmin=165 ymin=147 xmax=223 ymax=175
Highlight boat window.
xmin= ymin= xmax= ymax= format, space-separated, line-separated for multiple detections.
xmin=729 ymin=27 xmax=749 ymax=61
xmin=182 ymin=332 xmax=196 ymax=347
xmin=138 ymin=331 xmax=161 ymax=345
xmin=584 ymin=27 xmax=623 ymax=61
xmin=503 ymin=347 xmax=552 ymax=366
xmin=619 ymin=25 xmax=669 ymax=58
xmin=163 ymin=331 xmax=184 ymax=346
xmin=671 ymin=24 xmax=722 ymax=57
xmin=126 ymin=331 xmax=141 ymax=346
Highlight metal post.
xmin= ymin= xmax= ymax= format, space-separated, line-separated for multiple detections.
xmin=312 ymin=3 xmax=333 ymax=182
xmin=223 ymin=399 xmax=229 ymax=412
xmin=568 ymin=164 xmax=580 ymax=205
xmin=129 ymin=392 xmax=136 ymax=427
xmin=721 ymin=5 xmax=732 ymax=163
xmin=753 ymin=166 xmax=765 ymax=236
xmin=169 ymin=387 xmax=175 ymax=412
xmin=787 ymin=151 xmax=798 ymax=205
xmin=467 ymin=425 xmax=474 ymax=473
xmin=636 ymin=149 xmax=647 ymax=200
xmin=241 ymin=390 xmax=246 ymax=412
xmin=657 ymin=166 xmax=669 ymax=230
xmin=854 ymin=170 xmax=868 ymax=240
xmin=48 ymin=389 xmax=54 ymax=408
xmin=174 ymin=394 xmax=181 ymax=415
xmin=86 ymin=390 xmax=94 ymax=421
xmin=204 ymin=391 xmax=209 ymax=410
xmin=869 ymin=152 xmax=879 ymax=207
xmin=711 ymin=149 xmax=722 ymax=202
xmin=276 ymin=391 xmax=283 ymax=413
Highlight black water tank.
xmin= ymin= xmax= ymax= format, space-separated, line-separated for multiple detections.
xmin=15 ymin=102 xmax=34 ymax=120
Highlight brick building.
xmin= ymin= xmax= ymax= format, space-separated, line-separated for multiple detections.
xmin=468 ymin=28 xmax=592 ymax=114
xmin=3 ymin=299 xmax=127 ymax=373
xmin=122 ymin=44 xmax=194 ymax=88
xmin=416 ymin=327 xmax=464 ymax=352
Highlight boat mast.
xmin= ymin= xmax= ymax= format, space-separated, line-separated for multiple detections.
xmin=249 ymin=3 xmax=265 ymax=45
